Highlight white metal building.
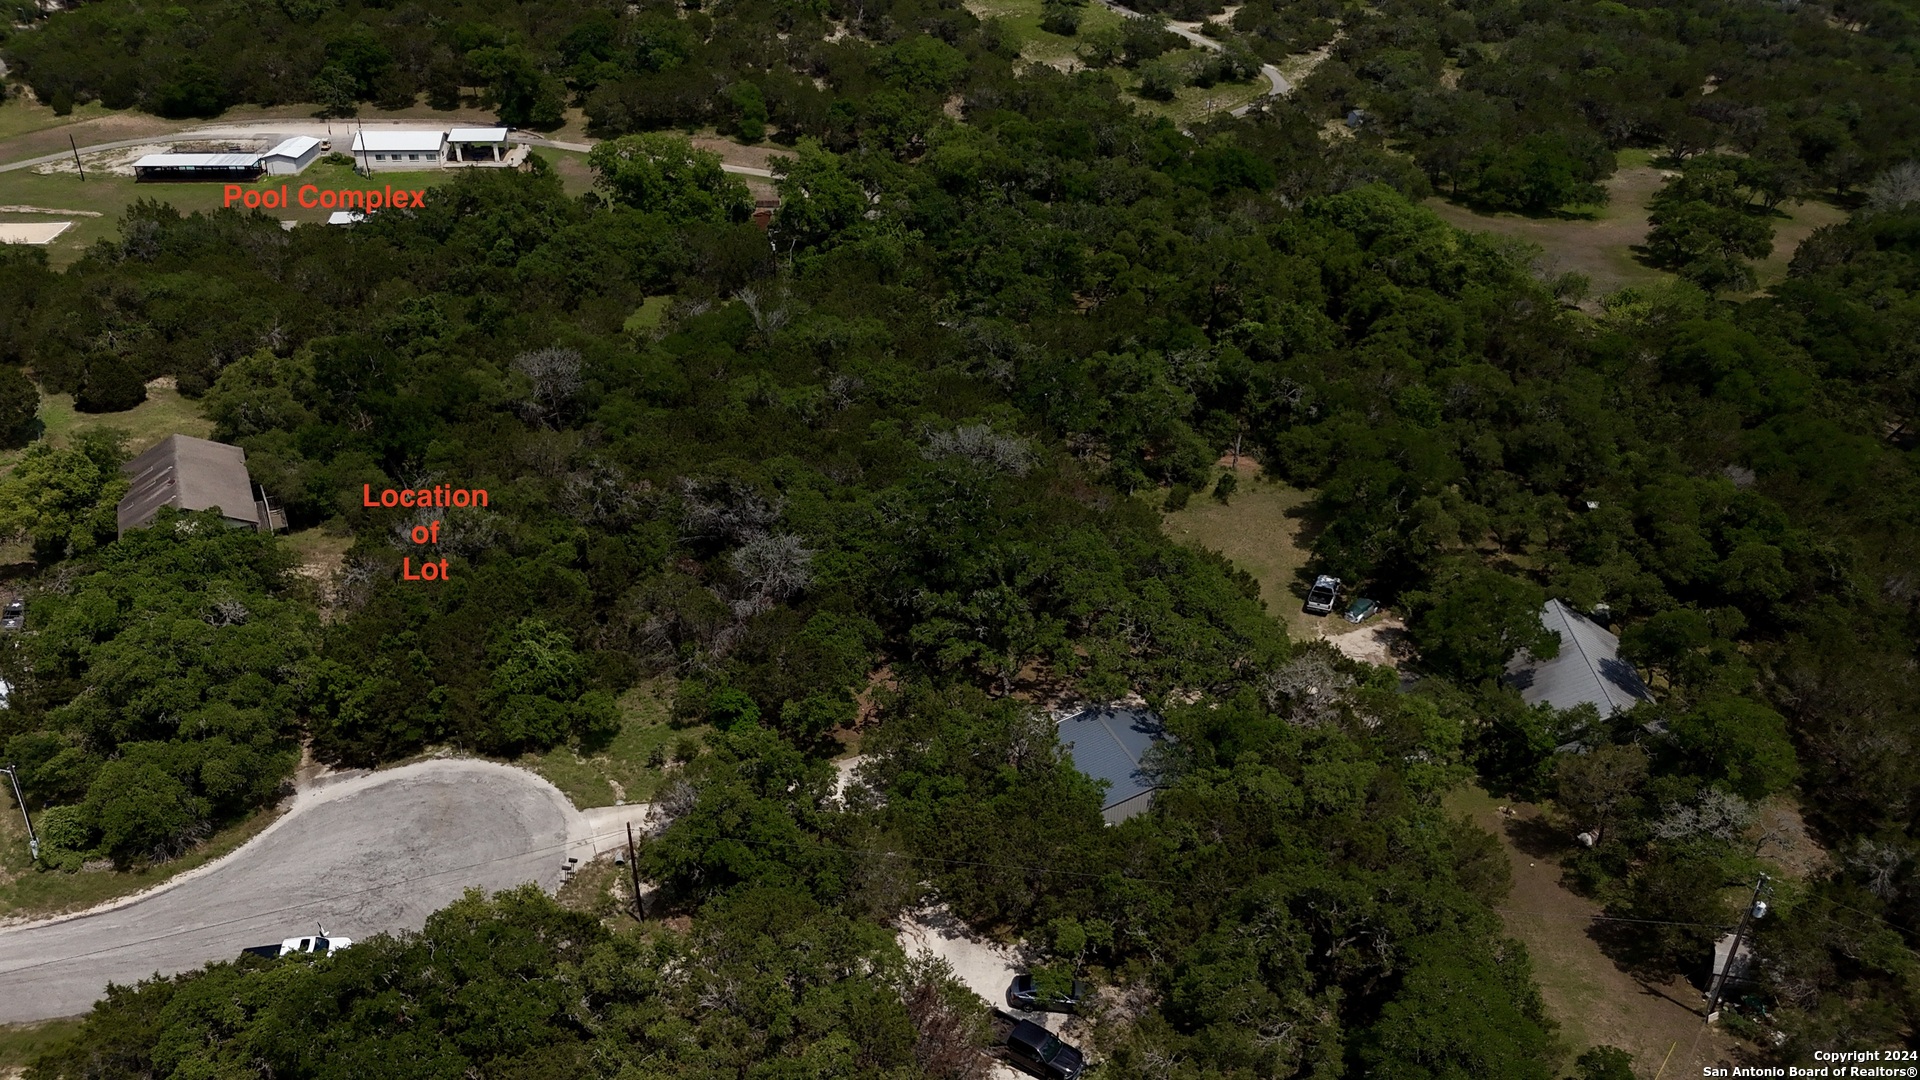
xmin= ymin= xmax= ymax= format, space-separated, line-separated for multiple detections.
xmin=446 ymin=127 xmax=511 ymax=163
xmin=131 ymin=153 xmax=264 ymax=182
xmin=259 ymin=136 xmax=322 ymax=175
xmin=349 ymin=130 xmax=446 ymax=171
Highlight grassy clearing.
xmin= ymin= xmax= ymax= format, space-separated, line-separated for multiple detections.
xmin=1442 ymin=784 xmax=1745 ymax=1077
xmin=38 ymin=388 xmax=211 ymax=451
xmin=1158 ymin=465 xmax=1323 ymax=639
xmin=0 ymin=388 xmax=212 ymax=478
xmin=1425 ymin=162 xmax=1672 ymax=296
xmin=966 ymin=0 xmax=1263 ymax=124
xmin=0 ymin=800 xmax=282 ymax=922
xmin=1752 ymin=196 xmax=1849 ymax=285
xmin=520 ymin=682 xmax=710 ymax=809
xmin=0 ymin=96 xmax=117 ymax=143
xmin=0 ymin=1017 xmax=84 ymax=1069
xmin=0 ymin=157 xmax=453 ymax=266
xmin=1428 ymin=148 xmax=1853 ymax=298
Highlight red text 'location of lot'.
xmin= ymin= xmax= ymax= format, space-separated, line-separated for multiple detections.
xmin=364 ymin=485 xmax=489 ymax=508
xmin=365 ymin=485 xmax=491 ymax=582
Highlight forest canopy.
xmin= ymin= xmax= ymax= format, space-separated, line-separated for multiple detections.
xmin=1 ymin=0 xmax=1919 ymax=1068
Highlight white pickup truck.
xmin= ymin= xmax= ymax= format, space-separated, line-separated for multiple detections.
xmin=241 ymin=933 xmax=352 ymax=959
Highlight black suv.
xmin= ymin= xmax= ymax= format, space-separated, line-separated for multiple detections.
xmin=1004 ymin=1019 xmax=1085 ymax=1080
xmin=1008 ymin=973 xmax=1091 ymax=1014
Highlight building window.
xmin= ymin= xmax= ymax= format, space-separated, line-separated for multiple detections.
xmin=374 ymin=153 xmax=386 ymax=161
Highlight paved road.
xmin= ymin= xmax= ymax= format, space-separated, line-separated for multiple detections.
xmin=0 ymin=759 xmax=649 ymax=1023
xmin=1090 ymin=0 xmax=1293 ymax=116
xmin=0 ymin=119 xmax=776 ymax=177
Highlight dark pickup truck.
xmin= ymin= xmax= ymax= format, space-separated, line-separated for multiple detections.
xmin=990 ymin=1010 xmax=1086 ymax=1080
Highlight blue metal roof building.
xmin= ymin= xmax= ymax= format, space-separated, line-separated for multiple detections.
xmin=1057 ymin=706 xmax=1166 ymax=824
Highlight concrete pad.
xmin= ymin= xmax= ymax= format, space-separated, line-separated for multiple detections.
xmin=0 ymin=222 xmax=71 ymax=244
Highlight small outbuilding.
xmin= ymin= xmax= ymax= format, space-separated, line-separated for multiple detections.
xmin=132 ymin=153 xmax=264 ymax=183
xmin=117 ymin=434 xmax=286 ymax=536
xmin=1505 ymin=599 xmax=1653 ymax=717
xmin=446 ymin=127 xmax=511 ymax=164
xmin=259 ymin=136 xmax=322 ymax=175
xmin=350 ymin=130 xmax=445 ymax=171
xmin=1057 ymin=705 xmax=1166 ymax=824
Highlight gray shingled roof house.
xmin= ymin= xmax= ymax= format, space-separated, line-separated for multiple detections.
xmin=1505 ymin=599 xmax=1652 ymax=716
xmin=1057 ymin=705 xmax=1166 ymax=824
xmin=117 ymin=435 xmax=286 ymax=536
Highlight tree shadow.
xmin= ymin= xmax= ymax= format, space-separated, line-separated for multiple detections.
xmin=1435 ymin=193 xmax=1606 ymax=222
xmin=1502 ymin=812 xmax=1572 ymax=860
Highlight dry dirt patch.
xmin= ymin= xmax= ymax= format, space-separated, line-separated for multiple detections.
xmin=1319 ymin=612 xmax=1410 ymax=669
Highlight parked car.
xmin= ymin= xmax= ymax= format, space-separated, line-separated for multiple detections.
xmin=242 ymin=932 xmax=352 ymax=959
xmin=1304 ymin=575 xmax=1341 ymax=615
xmin=992 ymin=1012 xmax=1086 ymax=1080
xmin=1 ymin=600 xmax=22 ymax=630
xmin=1008 ymin=973 xmax=1092 ymax=1013
xmin=1344 ymin=598 xmax=1379 ymax=623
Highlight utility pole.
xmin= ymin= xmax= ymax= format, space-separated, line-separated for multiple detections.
xmin=1 ymin=765 xmax=39 ymax=862
xmin=625 ymin=822 xmax=642 ymax=918
xmin=1706 ymin=872 xmax=1769 ymax=1020
xmin=68 ymin=135 xmax=84 ymax=181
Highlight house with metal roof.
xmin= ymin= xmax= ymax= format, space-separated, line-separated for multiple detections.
xmin=117 ymin=435 xmax=286 ymax=536
xmin=350 ymin=129 xmax=446 ymax=171
xmin=260 ymin=136 xmax=323 ymax=175
xmin=132 ymin=153 xmax=264 ymax=182
xmin=1505 ymin=600 xmax=1653 ymax=717
xmin=1057 ymin=705 xmax=1166 ymax=824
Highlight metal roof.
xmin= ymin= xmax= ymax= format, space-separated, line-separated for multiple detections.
xmin=262 ymin=136 xmax=320 ymax=159
xmin=447 ymin=127 xmax=510 ymax=142
xmin=1505 ymin=600 xmax=1653 ymax=716
xmin=1057 ymin=706 xmax=1165 ymax=824
xmin=132 ymin=153 xmax=262 ymax=169
xmin=117 ymin=435 xmax=261 ymax=534
xmin=350 ymin=130 xmax=445 ymax=153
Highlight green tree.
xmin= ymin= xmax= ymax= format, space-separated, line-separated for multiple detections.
xmin=771 ymin=139 xmax=869 ymax=252
xmin=0 ymin=430 xmax=127 ymax=561
xmin=1571 ymin=1045 xmax=1636 ymax=1080
xmin=1553 ymin=744 xmax=1648 ymax=835
xmin=1644 ymin=160 xmax=1776 ymax=291
xmin=1360 ymin=940 xmax=1556 ymax=1080
xmin=309 ymin=64 xmax=359 ymax=118
xmin=1407 ymin=561 xmax=1556 ymax=682
xmin=1670 ymin=697 xmax=1799 ymax=799
xmin=588 ymin=133 xmax=751 ymax=225
xmin=0 ymin=365 xmax=40 ymax=446
xmin=1040 ymin=0 xmax=1085 ymax=36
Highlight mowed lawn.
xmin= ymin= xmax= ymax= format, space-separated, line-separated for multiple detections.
xmin=0 ymin=158 xmax=454 ymax=265
xmin=0 ymin=387 xmax=213 ymax=480
xmin=1159 ymin=466 xmax=1323 ymax=639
